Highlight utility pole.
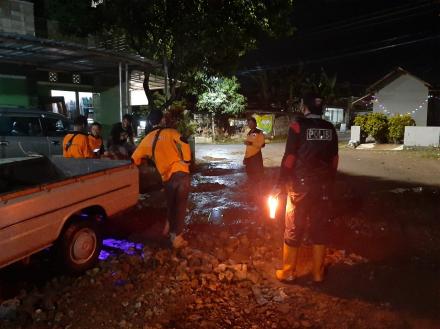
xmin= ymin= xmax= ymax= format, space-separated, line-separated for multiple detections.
xmin=163 ymin=57 xmax=170 ymax=104
xmin=211 ymin=113 xmax=215 ymax=142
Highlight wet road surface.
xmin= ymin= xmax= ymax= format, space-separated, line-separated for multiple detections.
xmin=1 ymin=143 xmax=440 ymax=327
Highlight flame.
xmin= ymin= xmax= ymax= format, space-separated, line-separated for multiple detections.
xmin=268 ymin=195 xmax=278 ymax=219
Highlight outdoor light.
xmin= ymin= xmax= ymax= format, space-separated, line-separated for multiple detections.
xmin=268 ymin=195 xmax=278 ymax=220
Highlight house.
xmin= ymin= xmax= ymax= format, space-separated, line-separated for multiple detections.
xmin=0 ymin=0 xmax=164 ymax=135
xmin=352 ymin=67 xmax=440 ymax=126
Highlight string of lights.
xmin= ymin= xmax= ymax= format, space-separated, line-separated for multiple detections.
xmin=364 ymin=95 xmax=440 ymax=117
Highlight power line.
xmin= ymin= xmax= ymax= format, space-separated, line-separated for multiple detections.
xmin=292 ymin=7 xmax=433 ymax=41
xmin=238 ymin=34 xmax=440 ymax=75
xmin=304 ymin=1 xmax=430 ymax=32
xmin=301 ymin=1 xmax=432 ymax=36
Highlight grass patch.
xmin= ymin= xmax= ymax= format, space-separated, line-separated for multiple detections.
xmin=403 ymin=147 xmax=440 ymax=160
xmin=212 ymin=137 xmax=244 ymax=144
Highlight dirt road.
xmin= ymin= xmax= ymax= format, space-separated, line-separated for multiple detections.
xmin=196 ymin=142 xmax=440 ymax=187
xmin=1 ymin=143 xmax=439 ymax=329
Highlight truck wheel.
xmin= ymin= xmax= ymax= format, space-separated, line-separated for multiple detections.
xmin=60 ymin=220 xmax=102 ymax=273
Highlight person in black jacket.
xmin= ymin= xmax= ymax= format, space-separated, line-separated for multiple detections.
xmin=108 ymin=114 xmax=135 ymax=148
xmin=275 ymin=92 xmax=339 ymax=283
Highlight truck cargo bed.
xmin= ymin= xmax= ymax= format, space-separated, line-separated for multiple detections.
xmin=0 ymin=156 xmax=132 ymax=197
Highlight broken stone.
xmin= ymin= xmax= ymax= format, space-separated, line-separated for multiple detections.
xmin=54 ymin=311 xmax=64 ymax=323
xmin=232 ymin=264 xmax=247 ymax=281
xmin=215 ymin=263 xmax=227 ymax=273
xmin=0 ymin=298 xmax=19 ymax=320
xmin=177 ymin=272 xmax=190 ymax=281
xmin=33 ymin=308 xmax=47 ymax=322
xmin=246 ymin=271 xmax=261 ymax=285
xmin=225 ymin=271 xmax=234 ymax=282
xmin=251 ymin=286 xmax=268 ymax=305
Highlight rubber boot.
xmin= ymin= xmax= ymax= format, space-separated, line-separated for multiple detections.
xmin=170 ymin=233 xmax=188 ymax=249
xmin=275 ymin=243 xmax=298 ymax=282
xmin=312 ymin=244 xmax=326 ymax=282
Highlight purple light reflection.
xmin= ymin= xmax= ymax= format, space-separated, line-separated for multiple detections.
xmin=99 ymin=238 xmax=144 ymax=261
xmin=99 ymin=249 xmax=111 ymax=260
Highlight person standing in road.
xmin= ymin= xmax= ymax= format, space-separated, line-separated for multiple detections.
xmin=274 ymin=92 xmax=338 ymax=283
xmin=63 ymin=115 xmax=94 ymax=158
xmin=88 ymin=121 xmax=105 ymax=157
xmin=132 ymin=109 xmax=191 ymax=249
xmin=243 ymin=117 xmax=265 ymax=180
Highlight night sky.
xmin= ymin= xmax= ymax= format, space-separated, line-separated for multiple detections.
xmin=240 ymin=0 xmax=439 ymax=91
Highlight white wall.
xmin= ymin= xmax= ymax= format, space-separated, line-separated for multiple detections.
xmin=373 ymin=74 xmax=429 ymax=126
xmin=404 ymin=127 xmax=440 ymax=147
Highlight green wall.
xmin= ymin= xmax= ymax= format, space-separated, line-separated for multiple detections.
xmin=0 ymin=77 xmax=122 ymax=139
xmin=0 ymin=77 xmax=29 ymax=107
xmin=96 ymin=85 xmax=121 ymax=137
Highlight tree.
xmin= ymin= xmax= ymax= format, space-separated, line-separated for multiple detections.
xmin=193 ymin=75 xmax=246 ymax=137
xmin=196 ymin=76 xmax=246 ymax=116
xmin=49 ymin=0 xmax=294 ymax=110
xmin=302 ymin=68 xmax=337 ymax=102
xmin=245 ymin=65 xmax=344 ymax=112
xmin=388 ymin=114 xmax=415 ymax=144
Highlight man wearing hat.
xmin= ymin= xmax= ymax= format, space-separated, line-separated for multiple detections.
xmin=274 ymin=92 xmax=339 ymax=283
xmin=132 ymin=109 xmax=191 ymax=249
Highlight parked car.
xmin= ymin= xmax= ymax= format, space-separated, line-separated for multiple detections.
xmin=0 ymin=107 xmax=73 ymax=158
xmin=0 ymin=156 xmax=139 ymax=272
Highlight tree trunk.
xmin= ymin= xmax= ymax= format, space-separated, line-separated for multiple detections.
xmin=211 ymin=112 xmax=215 ymax=141
xmin=143 ymin=68 xmax=156 ymax=111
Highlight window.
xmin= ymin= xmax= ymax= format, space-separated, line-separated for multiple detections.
xmin=72 ymin=74 xmax=81 ymax=84
xmin=49 ymin=72 xmax=58 ymax=82
xmin=43 ymin=117 xmax=72 ymax=137
xmin=324 ymin=108 xmax=344 ymax=124
xmin=0 ymin=116 xmax=43 ymax=136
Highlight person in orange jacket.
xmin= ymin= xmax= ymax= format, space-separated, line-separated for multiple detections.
xmin=88 ymin=121 xmax=105 ymax=157
xmin=243 ymin=117 xmax=265 ymax=180
xmin=63 ymin=115 xmax=94 ymax=158
xmin=132 ymin=109 xmax=191 ymax=249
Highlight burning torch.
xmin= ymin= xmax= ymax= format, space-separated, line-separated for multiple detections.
xmin=267 ymin=184 xmax=286 ymax=220
xmin=268 ymin=195 xmax=279 ymax=219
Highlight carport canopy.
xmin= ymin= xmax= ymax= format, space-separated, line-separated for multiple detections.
xmin=0 ymin=32 xmax=164 ymax=89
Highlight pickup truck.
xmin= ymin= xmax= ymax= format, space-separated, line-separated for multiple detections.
xmin=0 ymin=156 xmax=139 ymax=272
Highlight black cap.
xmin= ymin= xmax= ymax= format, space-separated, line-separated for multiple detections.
xmin=147 ymin=109 xmax=163 ymax=126
xmin=302 ymin=92 xmax=324 ymax=115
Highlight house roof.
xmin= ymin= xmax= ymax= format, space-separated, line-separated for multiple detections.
xmin=366 ymin=67 xmax=432 ymax=93
xmin=352 ymin=67 xmax=434 ymax=106
xmin=351 ymin=93 xmax=374 ymax=106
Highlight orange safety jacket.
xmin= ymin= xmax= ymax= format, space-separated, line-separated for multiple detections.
xmin=88 ymin=135 xmax=104 ymax=155
xmin=132 ymin=128 xmax=191 ymax=182
xmin=63 ymin=132 xmax=94 ymax=158
xmin=244 ymin=128 xmax=265 ymax=159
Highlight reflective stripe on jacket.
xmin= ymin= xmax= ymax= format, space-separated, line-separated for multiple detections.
xmin=132 ymin=128 xmax=191 ymax=182
xmin=63 ymin=132 xmax=94 ymax=158
xmin=88 ymin=135 xmax=104 ymax=155
xmin=280 ymin=115 xmax=338 ymax=182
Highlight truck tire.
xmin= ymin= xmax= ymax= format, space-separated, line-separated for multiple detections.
xmin=60 ymin=220 xmax=102 ymax=273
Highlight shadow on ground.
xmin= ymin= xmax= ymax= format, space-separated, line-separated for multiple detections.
xmin=1 ymin=162 xmax=439 ymax=323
